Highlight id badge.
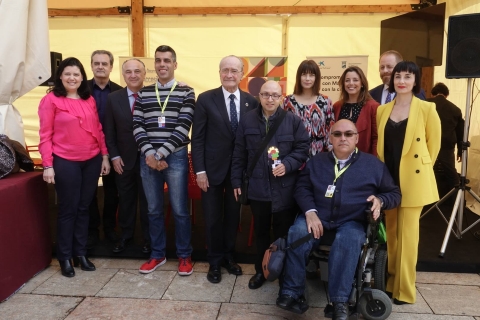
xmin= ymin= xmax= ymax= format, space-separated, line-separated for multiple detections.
xmin=158 ymin=116 xmax=166 ymax=128
xmin=325 ymin=185 xmax=336 ymax=198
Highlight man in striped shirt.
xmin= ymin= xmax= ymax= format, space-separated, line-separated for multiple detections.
xmin=133 ymin=45 xmax=195 ymax=276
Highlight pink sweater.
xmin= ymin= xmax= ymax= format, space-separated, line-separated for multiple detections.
xmin=38 ymin=92 xmax=108 ymax=167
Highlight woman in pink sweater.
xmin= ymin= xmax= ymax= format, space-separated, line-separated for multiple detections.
xmin=39 ymin=57 xmax=110 ymax=277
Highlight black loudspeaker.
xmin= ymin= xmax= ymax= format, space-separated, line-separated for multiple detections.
xmin=446 ymin=13 xmax=480 ymax=79
xmin=40 ymin=52 xmax=62 ymax=86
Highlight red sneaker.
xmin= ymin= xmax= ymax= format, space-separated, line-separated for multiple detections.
xmin=178 ymin=257 xmax=193 ymax=276
xmin=139 ymin=257 xmax=166 ymax=274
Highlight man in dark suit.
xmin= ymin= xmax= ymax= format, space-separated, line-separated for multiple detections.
xmin=427 ymin=82 xmax=464 ymax=202
xmin=192 ymin=55 xmax=259 ymax=284
xmin=104 ymin=58 xmax=151 ymax=254
xmin=369 ymin=50 xmax=426 ymax=104
xmin=87 ymin=50 xmax=123 ymax=248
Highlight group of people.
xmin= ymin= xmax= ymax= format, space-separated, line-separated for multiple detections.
xmin=38 ymin=46 xmax=463 ymax=320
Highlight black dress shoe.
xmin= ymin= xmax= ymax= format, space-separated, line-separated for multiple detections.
xmin=333 ymin=302 xmax=348 ymax=320
xmin=142 ymin=241 xmax=151 ymax=254
xmin=73 ymin=256 xmax=96 ymax=271
xmin=113 ymin=238 xmax=131 ymax=253
xmin=104 ymin=229 xmax=118 ymax=242
xmin=207 ymin=265 xmax=222 ymax=283
xmin=248 ymin=273 xmax=266 ymax=289
xmin=276 ymin=294 xmax=309 ymax=314
xmin=386 ymin=291 xmax=393 ymax=299
xmin=222 ymin=259 xmax=242 ymax=275
xmin=59 ymin=259 xmax=75 ymax=277
xmin=393 ymin=298 xmax=411 ymax=305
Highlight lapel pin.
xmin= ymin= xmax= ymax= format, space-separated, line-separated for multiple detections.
xmin=245 ymin=103 xmax=249 ymax=107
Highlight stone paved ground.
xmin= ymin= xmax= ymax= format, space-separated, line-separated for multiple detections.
xmin=1 ymin=258 xmax=480 ymax=320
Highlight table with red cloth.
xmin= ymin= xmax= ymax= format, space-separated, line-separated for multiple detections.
xmin=0 ymin=172 xmax=51 ymax=301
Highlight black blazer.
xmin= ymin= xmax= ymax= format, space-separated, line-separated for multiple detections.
xmin=369 ymin=84 xmax=426 ymax=104
xmin=191 ymin=86 xmax=259 ymax=186
xmin=104 ymin=88 xmax=139 ymax=171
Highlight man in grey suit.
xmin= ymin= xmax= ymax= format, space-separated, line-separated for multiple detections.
xmin=104 ymin=59 xmax=150 ymax=254
xmin=192 ymin=55 xmax=259 ymax=284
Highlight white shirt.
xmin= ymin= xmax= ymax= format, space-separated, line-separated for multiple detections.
xmin=157 ymin=78 xmax=176 ymax=89
xmin=381 ymin=85 xmax=396 ymax=105
xmin=222 ymin=86 xmax=240 ymax=121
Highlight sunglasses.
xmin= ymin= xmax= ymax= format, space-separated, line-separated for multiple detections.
xmin=331 ymin=131 xmax=358 ymax=138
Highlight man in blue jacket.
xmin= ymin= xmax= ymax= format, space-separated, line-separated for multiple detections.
xmin=277 ymin=119 xmax=401 ymax=319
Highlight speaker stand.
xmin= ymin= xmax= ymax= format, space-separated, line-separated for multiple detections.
xmin=421 ymin=78 xmax=480 ymax=257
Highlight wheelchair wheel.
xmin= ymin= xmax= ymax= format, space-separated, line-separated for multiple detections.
xmin=358 ymin=289 xmax=392 ymax=320
xmin=373 ymin=248 xmax=387 ymax=292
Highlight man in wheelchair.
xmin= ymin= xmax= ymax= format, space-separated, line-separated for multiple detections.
xmin=276 ymin=119 xmax=401 ymax=319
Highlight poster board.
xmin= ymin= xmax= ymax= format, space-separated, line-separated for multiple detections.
xmin=307 ymin=55 xmax=368 ymax=102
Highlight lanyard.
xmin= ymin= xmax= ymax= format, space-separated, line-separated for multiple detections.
xmin=333 ymin=162 xmax=350 ymax=184
xmin=155 ymin=81 xmax=177 ymax=113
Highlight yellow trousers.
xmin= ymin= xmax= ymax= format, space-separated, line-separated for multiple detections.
xmin=385 ymin=206 xmax=422 ymax=303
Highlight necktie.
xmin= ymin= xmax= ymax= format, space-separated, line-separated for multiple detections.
xmin=229 ymin=94 xmax=238 ymax=133
xmin=131 ymin=93 xmax=138 ymax=114
xmin=385 ymin=92 xmax=392 ymax=104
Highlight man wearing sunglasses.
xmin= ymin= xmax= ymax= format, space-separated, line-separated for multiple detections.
xmin=277 ymin=119 xmax=401 ymax=318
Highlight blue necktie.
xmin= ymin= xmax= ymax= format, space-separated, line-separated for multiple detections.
xmin=229 ymin=94 xmax=238 ymax=133
xmin=385 ymin=92 xmax=392 ymax=104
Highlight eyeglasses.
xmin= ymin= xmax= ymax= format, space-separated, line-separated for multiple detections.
xmin=220 ymin=68 xmax=241 ymax=75
xmin=259 ymin=93 xmax=282 ymax=100
xmin=331 ymin=131 xmax=358 ymax=138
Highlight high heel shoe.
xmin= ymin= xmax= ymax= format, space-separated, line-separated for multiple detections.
xmin=59 ymin=259 xmax=75 ymax=277
xmin=73 ymin=256 xmax=96 ymax=271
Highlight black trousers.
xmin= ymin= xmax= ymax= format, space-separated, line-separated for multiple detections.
xmin=202 ymin=174 xmax=241 ymax=266
xmin=115 ymin=157 xmax=149 ymax=241
xmin=88 ymin=160 xmax=119 ymax=235
xmin=434 ymin=148 xmax=460 ymax=204
xmin=54 ymin=154 xmax=102 ymax=260
xmin=250 ymin=200 xmax=297 ymax=274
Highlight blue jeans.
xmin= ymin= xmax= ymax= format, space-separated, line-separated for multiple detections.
xmin=140 ymin=147 xmax=192 ymax=259
xmin=281 ymin=214 xmax=365 ymax=303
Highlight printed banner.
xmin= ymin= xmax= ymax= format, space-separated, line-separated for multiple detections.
xmin=239 ymin=57 xmax=288 ymax=98
xmin=307 ymin=56 xmax=368 ymax=103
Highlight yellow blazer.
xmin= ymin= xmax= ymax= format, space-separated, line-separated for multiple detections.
xmin=377 ymin=96 xmax=441 ymax=207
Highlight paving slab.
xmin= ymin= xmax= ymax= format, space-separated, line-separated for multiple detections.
xmin=163 ymin=272 xmax=236 ymax=302
xmin=33 ymin=268 xmax=118 ymax=297
xmin=231 ymin=275 xmax=280 ymax=305
xmin=388 ymin=313 xmax=475 ymax=319
xmin=218 ymin=303 xmax=326 ymax=320
xmin=91 ymin=258 xmax=147 ymax=270
xmin=18 ymin=265 xmax=60 ymax=294
xmin=96 ymin=269 xmax=176 ymax=299
xmin=416 ymin=272 xmax=480 ymax=286
xmin=65 ymin=297 xmax=220 ymax=320
xmin=390 ymin=288 xmax=432 ymax=314
xmin=192 ymin=261 xmax=253 ymax=275
xmin=418 ymin=284 xmax=480 ymax=317
xmin=0 ymin=294 xmax=82 ymax=320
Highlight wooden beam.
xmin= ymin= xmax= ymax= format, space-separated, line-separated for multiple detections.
xmin=421 ymin=66 xmax=434 ymax=99
xmin=151 ymin=5 xmax=413 ymax=15
xmin=48 ymin=8 xmax=126 ymax=17
xmin=131 ymin=0 xmax=145 ymax=57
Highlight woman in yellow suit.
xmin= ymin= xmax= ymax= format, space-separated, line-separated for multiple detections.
xmin=377 ymin=61 xmax=441 ymax=305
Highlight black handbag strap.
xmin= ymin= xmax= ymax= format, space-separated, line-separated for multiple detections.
xmin=286 ymin=233 xmax=313 ymax=250
xmin=246 ymin=108 xmax=287 ymax=177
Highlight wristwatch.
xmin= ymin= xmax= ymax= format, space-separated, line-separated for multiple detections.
xmin=154 ymin=153 xmax=162 ymax=161
xmin=378 ymin=197 xmax=384 ymax=208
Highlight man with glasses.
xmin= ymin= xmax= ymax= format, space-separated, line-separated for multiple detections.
xmin=277 ymin=119 xmax=400 ymax=318
xmin=231 ymin=80 xmax=309 ymax=289
xmin=133 ymin=45 xmax=195 ymax=276
xmin=192 ymin=55 xmax=259 ymax=284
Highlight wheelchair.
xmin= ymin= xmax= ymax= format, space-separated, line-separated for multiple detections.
xmin=309 ymin=209 xmax=391 ymax=320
